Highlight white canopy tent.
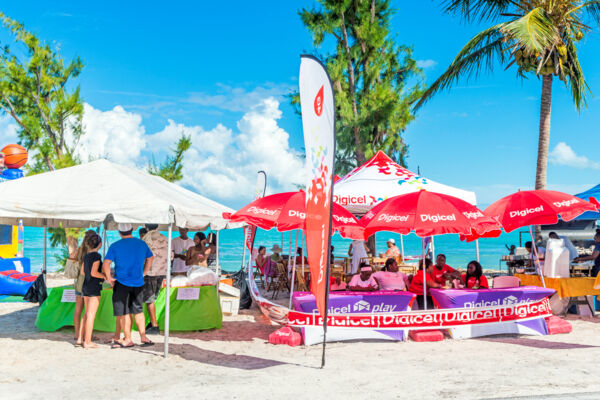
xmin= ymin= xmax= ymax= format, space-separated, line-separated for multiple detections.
xmin=0 ymin=159 xmax=239 ymax=357
xmin=334 ymin=151 xmax=479 ymax=260
xmin=334 ymin=151 xmax=477 ymax=214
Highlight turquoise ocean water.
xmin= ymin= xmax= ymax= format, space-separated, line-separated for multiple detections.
xmin=23 ymin=226 xmax=526 ymax=274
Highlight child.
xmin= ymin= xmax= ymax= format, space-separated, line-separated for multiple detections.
xmin=80 ymin=233 xmax=105 ymax=349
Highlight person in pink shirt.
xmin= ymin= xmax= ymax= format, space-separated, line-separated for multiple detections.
xmin=330 ymin=276 xmax=347 ymax=291
xmin=373 ymin=258 xmax=408 ymax=290
xmin=348 ymin=263 xmax=379 ymax=292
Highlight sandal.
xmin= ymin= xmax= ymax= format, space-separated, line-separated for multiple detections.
xmin=140 ymin=340 xmax=154 ymax=347
xmin=111 ymin=341 xmax=135 ymax=349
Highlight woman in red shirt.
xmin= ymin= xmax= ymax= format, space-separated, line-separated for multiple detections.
xmin=408 ymin=258 xmax=442 ymax=309
xmin=461 ymin=260 xmax=489 ymax=289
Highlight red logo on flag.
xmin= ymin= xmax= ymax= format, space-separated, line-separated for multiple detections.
xmin=314 ymin=85 xmax=324 ymax=116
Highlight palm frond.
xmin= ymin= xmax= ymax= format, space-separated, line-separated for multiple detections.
xmin=569 ymin=1 xmax=600 ymax=25
xmin=441 ymin=0 xmax=514 ymax=22
xmin=501 ymin=7 xmax=557 ymax=53
xmin=562 ymin=38 xmax=591 ymax=111
xmin=414 ymin=23 xmax=507 ymax=110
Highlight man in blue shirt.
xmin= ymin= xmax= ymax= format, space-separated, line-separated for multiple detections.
xmin=103 ymin=223 xmax=154 ymax=348
xmin=574 ymin=231 xmax=600 ymax=277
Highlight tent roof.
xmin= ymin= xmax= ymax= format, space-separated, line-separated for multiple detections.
xmin=0 ymin=159 xmax=238 ymax=230
xmin=575 ymin=184 xmax=600 ymax=220
xmin=333 ymin=151 xmax=477 ymax=215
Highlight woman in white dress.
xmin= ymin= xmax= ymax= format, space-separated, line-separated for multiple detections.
xmin=348 ymin=239 xmax=369 ymax=274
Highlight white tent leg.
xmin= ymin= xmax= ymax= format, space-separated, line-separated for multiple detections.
xmin=216 ymin=230 xmax=221 ymax=299
xmin=475 ymin=239 xmax=480 ymax=263
xmin=241 ymin=227 xmax=247 ymax=271
xmin=43 ymin=226 xmax=47 ymax=283
xmin=164 ymin=224 xmax=173 ymax=358
xmin=288 ymin=230 xmax=299 ymax=309
xmin=528 ymin=225 xmax=546 ymax=288
xmin=431 ymin=236 xmax=435 ymax=260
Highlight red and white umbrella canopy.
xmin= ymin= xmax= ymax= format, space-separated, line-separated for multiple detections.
xmin=484 ymin=190 xmax=598 ymax=233
xmin=228 ymin=191 xmax=363 ymax=239
xmin=334 ymin=151 xmax=477 ymax=215
xmin=359 ymin=191 xmax=500 ymax=238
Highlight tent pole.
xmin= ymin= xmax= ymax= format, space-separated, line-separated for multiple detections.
xmin=43 ymin=226 xmax=47 ymax=281
xmin=288 ymin=230 xmax=299 ymax=309
xmin=302 ymin=232 xmax=306 ymax=276
xmin=288 ymin=230 xmax=293 ymax=277
xmin=528 ymin=225 xmax=546 ymax=288
xmin=164 ymin=223 xmax=173 ymax=358
xmin=475 ymin=239 xmax=480 ymax=262
xmin=422 ymin=237 xmax=427 ymax=310
xmin=431 ymin=236 xmax=435 ymax=260
xmin=400 ymin=235 xmax=405 ymax=260
xmin=216 ymin=230 xmax=221 ymax=299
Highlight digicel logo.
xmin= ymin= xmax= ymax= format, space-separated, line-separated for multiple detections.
xmin=332 ymin=214 xmax=356 ymax=224
xmin=462 ymin=211 xmax=484 ymax=219
xmin=288 ymin=209 xmax=306 ymax=219
xmin=333 ymin=194 xmax=366 ymax=205
xmin=377 ymin=214 xmax=410 ymax=223
xmin=314 ymin=85 xmax=324 ymax=116
xmin=509 ymin=206 xmax=543 ymax=218
xmin=247 ymin=206 xmax=277 ymax=216
xmin=553 ymin=199 xmax=578 ymax=208
xmin=420 ymin=214 xmax=456 ymax=223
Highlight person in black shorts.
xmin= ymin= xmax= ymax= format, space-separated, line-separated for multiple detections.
xmin=103 ymin=223 xmax=154 ymax=348
xmin=80 ymin=233 xmax=105 ymax=348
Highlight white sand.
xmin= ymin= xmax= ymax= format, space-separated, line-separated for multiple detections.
xmin=2 ymin=278 xmax=600 ymax=399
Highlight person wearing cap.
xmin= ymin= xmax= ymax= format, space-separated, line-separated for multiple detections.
xmin=348 ymin=263 xmax=379 ymax=292
xmin=382 ymin=238 xmax=401 ymax=258
xmin=270 ymin=244 xmax=283 ymax=264
xmin=102 ymin=223 xmax=154 ymax=348
xmin=142 ymin=224 xmax=169 ymax=334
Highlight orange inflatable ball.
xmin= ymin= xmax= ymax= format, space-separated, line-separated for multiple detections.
xmin=1 ymin=144 xmax=28 ymax=169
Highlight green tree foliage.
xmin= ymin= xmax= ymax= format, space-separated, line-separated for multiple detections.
xmin=296 ymin=0 xmax=425 ymax=174
xmin=147 ymin=133 xmax=192 ymax=183
xmin=0 ymin=12 xmax=83 ymax=173
xmin=415 ymin=1 xmax=599 ymax=194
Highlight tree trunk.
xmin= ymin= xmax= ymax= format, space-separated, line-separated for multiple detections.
xmin=534 ymin=74 xmax=553 ymax=238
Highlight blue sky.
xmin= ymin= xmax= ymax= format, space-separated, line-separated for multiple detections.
xmin=0 ymin=1 xmax=598 ymax=209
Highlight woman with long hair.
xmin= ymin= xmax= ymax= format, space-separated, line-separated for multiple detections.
xmin=74 ymin=229 xmax=96 ymax=346
xmin=186 ymin=232 xmax=207 ymax=267
xmin=461 ymin=261 xmax=488 ymax=289
xmin=408 ymin=258 xmax=442 ymax=310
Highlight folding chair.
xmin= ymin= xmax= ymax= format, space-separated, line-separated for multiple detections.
xmin=271 ymin=262 xmax=290 ymax=300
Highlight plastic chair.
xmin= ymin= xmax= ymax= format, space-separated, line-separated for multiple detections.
xmin=492 ymin=275 xmax=521 ymax=288
xmin=544 ymin=238 xmax=570 ymax=278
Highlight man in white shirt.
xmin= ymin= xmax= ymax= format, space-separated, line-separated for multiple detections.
xmin=171 ymin=228 xmax=194 ymax=274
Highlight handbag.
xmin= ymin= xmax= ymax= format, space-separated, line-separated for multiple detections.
xmin=64 ymin=258 xmax=80 ymax=279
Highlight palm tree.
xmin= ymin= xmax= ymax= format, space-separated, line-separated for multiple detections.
xmin=415 ymin=1 xmax=598 ymax=196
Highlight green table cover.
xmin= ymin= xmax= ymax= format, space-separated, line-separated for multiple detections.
xmin=35 ymin=285 xmax=222 ymax=332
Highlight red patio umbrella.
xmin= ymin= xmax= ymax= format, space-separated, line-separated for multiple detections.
xmin=484 ymin=190 xmax=598 ymax=233
xmin=360 ymin=190 xmax=501 ymax=239
xmin=359 ymin=191 xmax=501 ymax=310
xmin=228 ymin=190 xmax=363 ymax=239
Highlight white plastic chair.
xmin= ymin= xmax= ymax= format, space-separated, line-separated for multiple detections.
xmin=544 ymin=238 xmax=570 ymax=278
xmin=492 ymin=275 xmax=521 ymax=288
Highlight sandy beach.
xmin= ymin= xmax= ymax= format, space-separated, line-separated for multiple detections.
xmin=0 ymin=277 xmax=599 ymax=400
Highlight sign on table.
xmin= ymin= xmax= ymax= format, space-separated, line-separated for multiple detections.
xmin=61 ymin=289 xmax=76 ymax=303
xmin=176 ymin=287 xmax=200 ymax=300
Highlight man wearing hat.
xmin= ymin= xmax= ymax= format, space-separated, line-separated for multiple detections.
xmin=382 ymin=238 xmax=401 ymax=258
xmin=102 ymin=223 xmax=155 ymax=348
xmin=270 ymin=244 xmax=283 ymax=264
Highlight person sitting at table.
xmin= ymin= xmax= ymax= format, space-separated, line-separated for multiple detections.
xmin=270 ymin=245 xmax=283 ymax=264
xmin=460 ymin=260 xmax=489 ymax=289
xmin=431 ymin=254 xmax=456 ymax=285
xmin=295 ymin=247 xmax=308 ymax=266
xmin=373 ymin=258 xmax=408 ymax=290
xmin=330 ymin=276 xmax=347 ymax=291
xmin=380 ymin=238 xmax=401 ymax=258
xmin=186 ymin=232 xmax=207 ymax=267
xmin=573 ymin=231 xmax=600 ymax=277
xmin=408 ymin=258 xmax=442 ymax=309
xmin=348 ymin=263 xmax=379 ymax=292
xmin=256 ymin=246 xmax=277 ymax=279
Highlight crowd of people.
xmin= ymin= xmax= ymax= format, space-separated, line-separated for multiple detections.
xmin=71 ymin=224 xmax=218 ymax=349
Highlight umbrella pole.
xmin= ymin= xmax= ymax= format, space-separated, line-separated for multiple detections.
xmin=288 ymin=230 xmax=299 ymax=309
xmin=431 ymin=236 xmax=435 ymax=260
xmin=164 ymin=223 xmax=173 ymax=358
xmin=528 ymin=225 xmax=546 ymax=288
xmin=475 ymin=239 xmax=480 ymax=263
xmin=241 ymin=227 xmax=247 ymax=271
xmin=400 ymin=235 xmax=405 ymax=260
xmin=288 ymin=231 xmax=293 ymax=278
xmin=422 ymin=237 xmax=427 ymax=310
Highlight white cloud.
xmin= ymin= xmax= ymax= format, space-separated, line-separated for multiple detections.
xmin=187 ymin=83 xmax=293 ymax=112
xmin=0 ymin=114 xmax=19 ymax=143
xmin=148 ymin=97 xmax=304 ymax=200
xmin=416 ymin=59 xmax=437 ymax=69
xmin=549 ymin=142 xmax=600 ymax=169
xmin=77 ymin=103 xmax=147 ymax=165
